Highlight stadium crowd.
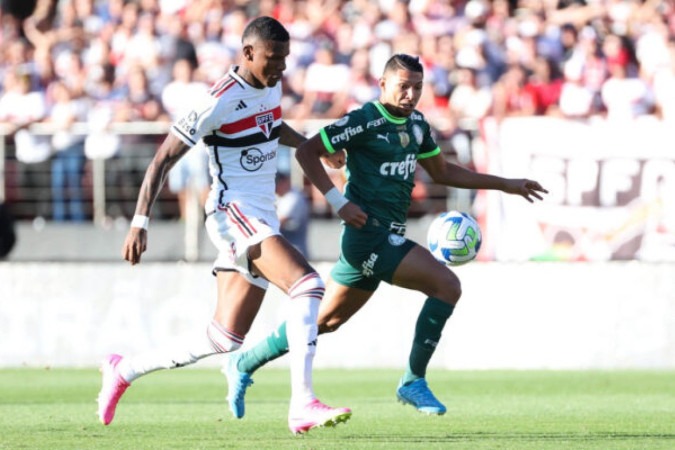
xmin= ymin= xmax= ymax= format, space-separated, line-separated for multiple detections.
xmin=0 ymin=0 xmax=674 ymax=221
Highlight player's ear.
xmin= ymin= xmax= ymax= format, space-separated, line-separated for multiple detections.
xmin=242 ymin=44 xmax=254 ymax=61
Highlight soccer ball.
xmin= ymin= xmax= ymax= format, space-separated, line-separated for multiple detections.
xmin=427 ymin=210 xmax=482 ymax=266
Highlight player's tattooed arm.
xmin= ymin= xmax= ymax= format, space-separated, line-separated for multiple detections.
xmin=134 ymin=134 xmax=190 ymax=216
xmin=123 ymin=133 xmax=190 ymax=265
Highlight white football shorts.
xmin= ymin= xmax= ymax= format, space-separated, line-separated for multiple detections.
xmin=205 ymin=201 xmax=281 ymax=290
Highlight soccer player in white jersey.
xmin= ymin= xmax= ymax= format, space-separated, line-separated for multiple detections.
xmin=96 ymin=16 xmax=351 ymax=435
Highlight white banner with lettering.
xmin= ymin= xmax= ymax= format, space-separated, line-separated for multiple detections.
xmin=479 ymin=116 xmax=675 ymax=261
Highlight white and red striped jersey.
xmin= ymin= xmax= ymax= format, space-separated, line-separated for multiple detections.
xmin=171 ymin=65 xmax=283 ymax=214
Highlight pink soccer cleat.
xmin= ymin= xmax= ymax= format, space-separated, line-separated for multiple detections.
xmin=288 ymin=399 xmax=352 ymax=435
xmin=97 ymin=353 xmax=130 ymax=425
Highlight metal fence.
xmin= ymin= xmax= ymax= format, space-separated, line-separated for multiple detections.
xmin=1 ymin=120 xmax=462 ymax=260
xmin=0 ymin=121 xmax=173 ymax=221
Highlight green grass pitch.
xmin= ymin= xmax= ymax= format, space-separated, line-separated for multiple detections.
xmin=0 ymin=368 xmax=673 ymax=449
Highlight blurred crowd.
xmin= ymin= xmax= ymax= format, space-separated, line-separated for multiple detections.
xmin=0 ymin=0 xmax=674 ymax=222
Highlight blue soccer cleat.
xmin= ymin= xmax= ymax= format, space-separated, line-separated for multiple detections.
xmin=223 ymin=353 xmax=254 ymax=419
xmin=396 ymin=378 xmax=447 ymax=415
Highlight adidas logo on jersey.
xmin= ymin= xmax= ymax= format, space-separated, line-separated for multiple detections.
xmin=235 ymin=100 xmax=248 ymax=111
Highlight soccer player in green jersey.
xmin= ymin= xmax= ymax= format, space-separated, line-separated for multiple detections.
xmin=224 ymin=54 xmax=548 ymax=417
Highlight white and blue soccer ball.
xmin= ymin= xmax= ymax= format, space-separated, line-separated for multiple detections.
xmin=427 ymin=210 xmax=482 ymax=266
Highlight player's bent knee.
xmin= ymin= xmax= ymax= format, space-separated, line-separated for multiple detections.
xmin=207 ymin=320 xmax=245 ymax=353
xmin=449 ymin=279 xmax=462 ymax=303
xmin=430 ymin=276 xmax=461 ymax=305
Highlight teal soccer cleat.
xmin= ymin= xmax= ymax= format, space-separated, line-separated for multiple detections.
xmin=396 ymin=378 xmax=447 ymax=415
xmin=223 ymin=353 xmax=254 ymax=419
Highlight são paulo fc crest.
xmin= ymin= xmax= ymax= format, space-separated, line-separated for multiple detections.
xmin=256 ymin=112 xmax=275 ymax=138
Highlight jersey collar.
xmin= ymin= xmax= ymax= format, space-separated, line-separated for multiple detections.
xmin=229 ymin=65 xmax=252 ymax=90
xmin=373 ymin=101 xmax=408 ymax=125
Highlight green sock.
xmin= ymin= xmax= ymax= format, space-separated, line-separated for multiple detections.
xmin=402 ymin=297 xmax=454 ymax=385
xmin=237 ymin=322 xmax=289 ymax=374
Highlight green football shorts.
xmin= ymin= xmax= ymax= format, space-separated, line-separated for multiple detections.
xmin=330 ymin=219 xmax=416 ymax=291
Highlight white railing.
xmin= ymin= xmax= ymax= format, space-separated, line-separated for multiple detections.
xmin=0 ymin=120 xmax=333 ymax=261
xmin=0 ymin=121 xmax=170 ymax=211
xmin=1 ymin=118 xmax=468 ymax=260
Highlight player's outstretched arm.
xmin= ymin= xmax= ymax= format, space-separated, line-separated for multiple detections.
xmin=419 ymin=154 xmax=548 ymax=202
xmin=499 ymin=178 xmax=548 ymax=202
xmin=122 ymin=134 xmax=190 ymax=265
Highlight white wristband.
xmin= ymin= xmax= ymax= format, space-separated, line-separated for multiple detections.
xmin=325 ymin=187 xmax=349 ymax=212
xmin=131 ymin=215 xmax=149 ymax=230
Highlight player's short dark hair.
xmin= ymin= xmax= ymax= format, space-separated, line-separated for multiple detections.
xmin=242 ymin=16 xmax=290 ymax=44
xmin=383 ymin=54 xmax=424 ymax=75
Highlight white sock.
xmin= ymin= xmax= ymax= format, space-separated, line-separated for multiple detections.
xmin=285 ymin=272 xmax=322 ymax=410
xmin=117 ymin=320 xmax=244 ymax=383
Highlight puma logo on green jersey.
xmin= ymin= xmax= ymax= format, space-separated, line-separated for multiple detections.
xmin=379 ymin=154 xmax=417 ymax=180
xmin=376 ymin=133 xmax=390 ymax=143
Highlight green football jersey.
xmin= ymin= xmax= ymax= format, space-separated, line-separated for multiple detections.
xmin=319 ymin=101 xmax=440 ymax=225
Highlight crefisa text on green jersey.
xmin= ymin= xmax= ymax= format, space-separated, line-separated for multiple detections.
xmin=329 ymin=116 xmax=419 ymax=181
xmin=380 ymin=153 xmax=417 ymax=180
